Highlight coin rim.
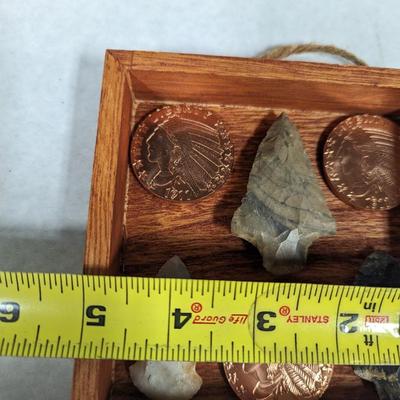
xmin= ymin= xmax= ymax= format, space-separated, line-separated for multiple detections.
xmin=223 ymin=362 xmax=334 ymax=400
xmin=322 ymin=114 xmax=400 ymax=211
xmin=129 ymin=105 xmax=234 ymax=202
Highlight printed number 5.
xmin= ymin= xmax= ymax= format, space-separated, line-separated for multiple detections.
xmin=86 ymin=305 xmax=106 ymax=326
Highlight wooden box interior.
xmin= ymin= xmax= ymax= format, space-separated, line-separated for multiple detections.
xmin=72 ymin=51 xmax=400 ymax=400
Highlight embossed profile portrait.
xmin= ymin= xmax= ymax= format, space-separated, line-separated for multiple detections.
xmin=131 ymin=106 xmax=233 ymax=201
xmin=335 ymin=128 xmax=400 ymax=203
xmin=324 ymin=115 xmax=400 ymax=210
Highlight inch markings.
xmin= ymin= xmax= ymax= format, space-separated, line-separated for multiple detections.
xmin=0 ymin=272 xmax=398 ymax=364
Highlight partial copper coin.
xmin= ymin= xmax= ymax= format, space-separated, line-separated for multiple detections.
xmin=323 ymin=114 xmax=400 ymax=210
xmin=130 ymin=105 xmax=234 ymax=201
xmin=223 ymin=363 xmax=333 ymax=400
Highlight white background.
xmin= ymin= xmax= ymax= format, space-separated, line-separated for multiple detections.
xmin=1 ymin=1 xmax=399 ymax=398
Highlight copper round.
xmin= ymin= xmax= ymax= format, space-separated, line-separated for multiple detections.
xmin=323 ymin=114 xmax=400 ymax=210
xmin=130 ymin=105 xmax=234 ymax=201
xmin=223 ymin=363 xmax=333 ymax=400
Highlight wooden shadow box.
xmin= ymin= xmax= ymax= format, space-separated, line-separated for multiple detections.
xmin=71 ymin=50 xmax=400 ymax=400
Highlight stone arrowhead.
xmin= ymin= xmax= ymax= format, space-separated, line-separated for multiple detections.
xmin=231 ymin=113 xmax=336 ymax=274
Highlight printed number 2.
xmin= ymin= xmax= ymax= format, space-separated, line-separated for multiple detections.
xmin=0 ymin=302 xmax=20 ymax=323
xmin=86 ymin=305 xmax=106 ymax=326
xmin=339 ymin=313 xmax=359 ymax=333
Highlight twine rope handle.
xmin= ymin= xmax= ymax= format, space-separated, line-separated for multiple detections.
xmin=259 ymin=43 xmax=367 ymax=66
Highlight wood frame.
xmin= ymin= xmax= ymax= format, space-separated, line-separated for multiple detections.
xmin=72 ymin=50 xmax=400 ymax=400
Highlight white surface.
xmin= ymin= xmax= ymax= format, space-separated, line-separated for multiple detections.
xmin=0 ymin=1 xmax=399 ymax=398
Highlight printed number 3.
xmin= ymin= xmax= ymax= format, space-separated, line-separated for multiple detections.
xmin=256 ymin=311 xmax=276 ymax=331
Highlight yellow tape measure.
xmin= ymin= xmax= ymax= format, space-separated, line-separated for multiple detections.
xmin=0 ymin=272 xmax=398 ymax=365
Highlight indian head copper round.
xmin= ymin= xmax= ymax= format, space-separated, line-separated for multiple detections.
xmin=223 ymin=363 xmax=333 ymax=400
xmin=323 ymin=114 xmax=400 ymax=210
xmin=130 ymin=105 xmax=234 ymax=201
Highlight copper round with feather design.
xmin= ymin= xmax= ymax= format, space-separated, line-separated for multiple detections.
xmin=323 ymin=115 xmax=400 ymax=210
xmin=130 ymin=105 xmax=234 ymax=201
xmin=223 ymin=363 xmax=333 ymax=400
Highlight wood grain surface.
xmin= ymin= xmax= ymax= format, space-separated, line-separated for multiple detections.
xmin=75 ymin=50 xmax=400 ymax=400
xmin=71 ymin=51 xmax=132 ymax=400
xmin=124 ymin=102 xmax=400 ymax=286
xmin=123 ymin=50 xmax=400 ymax=114
xmin=109 ymin=362 xmax=376 ymax=400
xmin=121 ymin=101 xmax=400 ymax=399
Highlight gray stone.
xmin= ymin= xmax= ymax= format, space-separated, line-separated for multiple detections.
xmin=156 ymin=255 xmax=191 ymax=279
xmin=231 ymin=113 xmax=336 ymax=274
xmin=353 ymin=251 xmax=400 ymax=400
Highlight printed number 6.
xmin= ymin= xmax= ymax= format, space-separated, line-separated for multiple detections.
xmin=0 ymin=302 xmax=20 ymax=323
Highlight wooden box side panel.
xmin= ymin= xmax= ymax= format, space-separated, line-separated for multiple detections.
xmin=121 ymin=50 xmax=400 ymax=114
xmin=72 ymin=51 xmax=133 ymax=400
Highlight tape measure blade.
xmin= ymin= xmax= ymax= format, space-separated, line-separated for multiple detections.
xmin=0 ymin=272 xmax=398 ymax=365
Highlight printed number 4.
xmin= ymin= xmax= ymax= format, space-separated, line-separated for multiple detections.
xmin=172 ymin=308 xmax=192 ymax=329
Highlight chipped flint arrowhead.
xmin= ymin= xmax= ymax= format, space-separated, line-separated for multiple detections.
xmin=353 ymin=251 xmax=400 ymax=400
xmin=231 ymin=113 xmax=336 ymax=275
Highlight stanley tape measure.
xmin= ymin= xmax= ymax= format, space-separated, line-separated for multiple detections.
xmin=0 ymin=271 xmax=398 ymax=365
